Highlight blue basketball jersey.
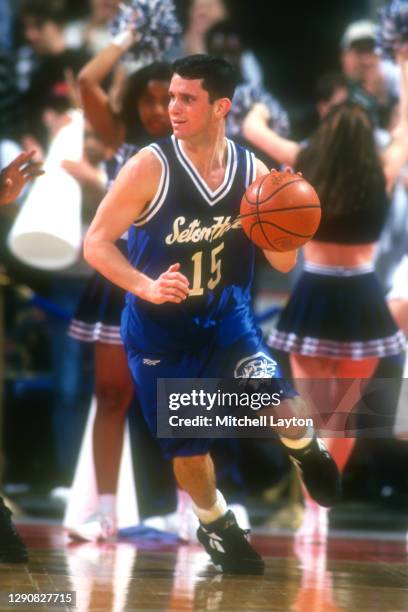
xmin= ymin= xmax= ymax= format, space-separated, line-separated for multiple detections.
xmin=122 ymin=135 xmax=259 ymax=352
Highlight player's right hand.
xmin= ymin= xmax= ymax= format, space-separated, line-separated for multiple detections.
xmin=145 ymin=263 xmax=190 ymax=304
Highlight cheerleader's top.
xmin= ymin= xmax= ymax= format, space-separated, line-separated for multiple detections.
xmin=311 ymin=192 xmax=389 ymax=244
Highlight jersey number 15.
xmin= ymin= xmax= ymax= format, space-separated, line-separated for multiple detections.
xmin=189 ymin=241 xmax=225 ymax=297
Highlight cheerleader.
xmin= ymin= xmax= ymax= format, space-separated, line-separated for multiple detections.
xmin=67 ymin=27 xmax=172 ymax=540
xmin=242 ymin=44 xmax=408 ymax=542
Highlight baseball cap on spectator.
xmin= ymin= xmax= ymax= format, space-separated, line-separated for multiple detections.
xmin=341 ymin=20 xmax=376 ymax=51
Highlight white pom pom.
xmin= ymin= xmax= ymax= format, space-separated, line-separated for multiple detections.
xmin=227 ymin=84 xmax=290 ymax=140
xmin=377 ymin=0 xmax=408 ymax=59
xmin=110 ymin=0 xmax=182 ymax=64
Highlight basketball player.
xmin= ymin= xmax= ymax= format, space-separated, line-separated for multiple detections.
xmin=0 ymin=150 xmax=42 ymax=562
xmin=84 ymin=55 xmax=340 ymax=575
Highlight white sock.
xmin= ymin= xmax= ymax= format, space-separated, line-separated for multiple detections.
xmin=98 ymin=494 xmax=116 ymax=516
xmin=192 ymin=490 xmax=227 ymax=524
xmin=279 ymin=426 xmax=315 ymax=450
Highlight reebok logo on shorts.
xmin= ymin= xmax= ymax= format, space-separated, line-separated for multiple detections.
xmin=142 ymin=358 xmax=161 ymax=366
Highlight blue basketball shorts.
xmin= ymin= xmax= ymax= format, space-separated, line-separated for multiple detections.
xmin=124 ymin=332 xmax=297 ymax=459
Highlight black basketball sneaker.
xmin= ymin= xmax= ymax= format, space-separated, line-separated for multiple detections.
xmin=286 ymin=437 xmax=341 ymax=507
xmin=0 ymin=497 xmax=28 ymax=563
xmin=197 ymin=510 xmax=264 ymax=575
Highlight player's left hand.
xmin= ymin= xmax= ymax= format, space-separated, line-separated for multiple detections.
xmin=142 ymin=263 xmax=190 ymax=304
xmin=0 ymin=151 xmax=44 ymax=206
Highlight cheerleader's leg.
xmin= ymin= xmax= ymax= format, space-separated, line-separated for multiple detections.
xmin=94 ymin=341 xmax=134 ymax=495
xmin=290 ymin=354 xmax=378 ymax=543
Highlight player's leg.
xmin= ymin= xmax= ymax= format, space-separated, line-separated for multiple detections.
xmin=126 ymin=349 xmax=264 ymax=574
xmin=173 ymin=454 xmax=216 ymax=509
xmin=68 ymin=342 xmax=133 ymax=542
xmin=173 ymin=452 xmax=264 ymax=574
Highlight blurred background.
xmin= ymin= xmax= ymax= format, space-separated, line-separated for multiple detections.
xmin=1 ymin=0 xmax=408 ymax=535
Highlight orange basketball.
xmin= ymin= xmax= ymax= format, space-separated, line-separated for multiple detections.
xmin=240 ymin=169 xmax=321 ymax=251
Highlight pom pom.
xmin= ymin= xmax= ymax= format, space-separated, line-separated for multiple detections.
xmin=377 ymin=0 xmax=408 ymax=59
xmin=110 ymin=0 xmax=182 ymax=64
xmin=227 ymin=84 xmax=290 ymax=139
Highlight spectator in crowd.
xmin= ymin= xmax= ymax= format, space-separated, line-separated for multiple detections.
xmin=205 ymin=19 xmax=263 ymax=87
xmin=181 ymin=0 xmax=228 ymax=56
xmin=0 ymin=150 xmax=43 ymax=564
xmin=314 ymin=72 xmax=348 ymax=119
xmin=240 ymin=71 xmax=349 ymax=166
xmin=64 ymin=0 xmax=120 ymax=55
xmin=170 ymin=5 xmax=263 ymax=87
xmin=372 ymin=83 xmax=408 ymax=292
xmin=205 ymin=19 xmax=283 ymax=172
xmin=0 ymin=54 xmax=23 ymax=135
xmin=0 ymin=0 xmax=14 ymax=52
xmin=17 ymin=0 xmax=90 ymax=146
xmin=62 ymin=121 xmax=107 ymax=225
xmin=340 ymin=19 xmax=400 ymax=128
xmin=0 ymin=151 xmax=43 ymax=206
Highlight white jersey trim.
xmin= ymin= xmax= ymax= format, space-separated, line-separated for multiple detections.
xmin=133 ymin=144 xmax=169 ymax=227
xmin=250 ymin=152 xmax=257 ymax=183
xmin=245 ymin=150 xmax=256 ymax=188
xmin=172 ymin=135 xmax=238 ymax=206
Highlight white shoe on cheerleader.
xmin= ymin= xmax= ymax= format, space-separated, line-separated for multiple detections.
xmin=66 ymin=513 xmax=117 ymax=542
xmin=295 ymin=501 xmax=328 ymax=544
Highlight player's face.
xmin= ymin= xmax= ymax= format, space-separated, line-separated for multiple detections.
xmin=168 ymin=75 xmax=215 ymax=139
xmin=137 ymin=80 xmax=171 ymax=138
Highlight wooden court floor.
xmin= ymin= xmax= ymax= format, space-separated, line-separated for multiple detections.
xmin=0 ymin=524 xmax=407 ymax=611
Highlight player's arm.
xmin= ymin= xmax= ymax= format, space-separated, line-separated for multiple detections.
xmin=84 ymin=150 xmax=189 ymax=304
xmin=243 ymin=103 xmax=300 ymax=167
xmin=255 ymin=159 xmax=298 ymax=273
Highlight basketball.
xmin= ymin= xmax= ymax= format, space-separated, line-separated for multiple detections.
xmin=239 ymin=169 xmax=321 ymax=251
